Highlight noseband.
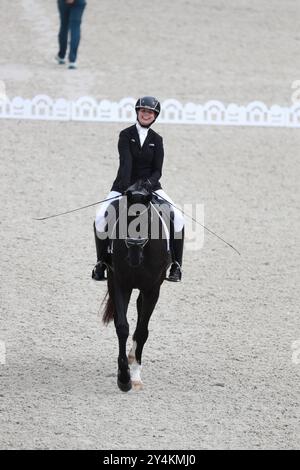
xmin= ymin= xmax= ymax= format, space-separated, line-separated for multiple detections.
xmin=125 ymin=237 xmax=149 ymax=267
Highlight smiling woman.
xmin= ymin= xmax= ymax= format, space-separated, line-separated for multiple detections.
xmin=137 ymin=107 xmax=156 ymax=127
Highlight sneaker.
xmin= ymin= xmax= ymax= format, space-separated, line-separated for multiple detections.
xmin=55 ymin=54 xmax=65 ymax=65
xmin=68 ymin=62 xmax=77 ymax=70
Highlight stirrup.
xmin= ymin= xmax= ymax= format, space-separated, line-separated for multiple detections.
xmin=166 ymin=262 xmax=182 ymax=282
xmin=92 ymin=261 xmax=107 ymax=281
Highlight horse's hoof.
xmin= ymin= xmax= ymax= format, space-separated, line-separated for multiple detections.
xmin=117 ymin=378 xmax=132 ymax=392
xmin=132 ymin=380 xmax=143 ymax=391
xmin=117 ymin=366 xmax=132 ymax=392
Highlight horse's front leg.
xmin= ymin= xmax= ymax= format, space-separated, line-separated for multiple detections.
xmin=128 ymin=292 xmax=143 ymax=365
xmin=129 ymin=286 xmax=161 ymax=390
xmin=113 ymin=281 xmax=132 ymax=392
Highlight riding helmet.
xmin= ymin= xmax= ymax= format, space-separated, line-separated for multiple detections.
xmin=135 ymin=96 xmax=161 ymax=117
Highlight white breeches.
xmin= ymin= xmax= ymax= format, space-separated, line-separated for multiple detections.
xmin=95 ymin=189 xmax=185 ymax=234
xmin=154 ymin=189 xmax=185 ymax=232
xmin=95 ymin=191 xmax=122 ymax=233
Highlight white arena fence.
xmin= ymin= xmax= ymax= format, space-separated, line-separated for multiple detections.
xmin=0 ymin=95 xmax=300 ymax=127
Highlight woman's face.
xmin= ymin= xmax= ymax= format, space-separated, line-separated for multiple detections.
xmin=138 ymin=108 xmax=156 ymax=126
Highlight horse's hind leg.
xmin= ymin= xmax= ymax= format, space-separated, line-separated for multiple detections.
xmin=113 ymin=282 xmax=132 ymax=392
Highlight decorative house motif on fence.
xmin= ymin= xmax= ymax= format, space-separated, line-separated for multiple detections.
xmin=0 ymin=95 xmax=299 ymax=127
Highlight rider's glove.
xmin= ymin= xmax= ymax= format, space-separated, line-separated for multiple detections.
xmin=142 ymin=179 xmax=152 ymax=192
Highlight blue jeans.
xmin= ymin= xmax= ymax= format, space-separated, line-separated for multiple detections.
xmin=57 ymin=0 xmax=86 ymax=63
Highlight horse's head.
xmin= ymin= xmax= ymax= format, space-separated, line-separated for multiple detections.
xmin=123 ymin=180 xmax=152 ymax=267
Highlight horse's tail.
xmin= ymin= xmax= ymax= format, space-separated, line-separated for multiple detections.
xmin=102 ymin=289 xmax=114 ymax=325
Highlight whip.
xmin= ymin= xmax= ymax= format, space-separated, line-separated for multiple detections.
xmin=152 ymin=191 xmax=241 ymax=256
xmin=32 ymin=195 xmax=120 ymax=221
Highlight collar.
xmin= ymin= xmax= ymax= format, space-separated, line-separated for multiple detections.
xmin=136 ymin=121 xmax=149 ymax=134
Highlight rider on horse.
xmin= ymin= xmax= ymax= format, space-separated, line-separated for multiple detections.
xmin=92 ymin=96 xmax=184 ymax=282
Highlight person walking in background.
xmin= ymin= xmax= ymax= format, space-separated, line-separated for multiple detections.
xmin=56 ymin=0 xmax=87 ymax=69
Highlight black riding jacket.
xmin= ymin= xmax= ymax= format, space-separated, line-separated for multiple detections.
xmin=111 ymin=125 xmax=164 ymax=193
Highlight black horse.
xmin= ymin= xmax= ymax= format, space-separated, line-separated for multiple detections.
xmin=101 ymin=182 xmax=172 ymax=391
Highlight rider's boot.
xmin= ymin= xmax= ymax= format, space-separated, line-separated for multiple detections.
xmin=92 ymin=223 xmax=107 ymax=281
xmin=167 ymin=228 xmax=184 ymax=282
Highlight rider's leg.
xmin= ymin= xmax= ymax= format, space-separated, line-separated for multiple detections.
xmin=92 ymin=191 xmax=121 ymax=281
xmin=155 ymin=189 xmax=184 ymax=282
xmin=92 ymin=223 xmax=107 ymax=281
xmin=168 ymin=228 xmax=184 ymax=282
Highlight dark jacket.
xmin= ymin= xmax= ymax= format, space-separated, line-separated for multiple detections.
xmin=111 ymin=125 xmax=164 ymax=193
